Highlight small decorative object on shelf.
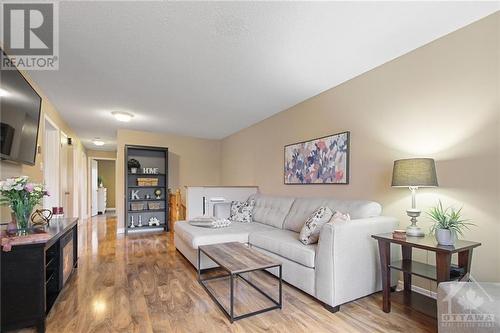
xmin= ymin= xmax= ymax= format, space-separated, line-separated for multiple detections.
xmin=392 ymin=229 xmax=406 ymax=240
xmin=154 ymin=188 xmax=162 ymax=199
xmin=148 ymin=216 xmax=160 ymax=226
xmin=128 ymin=158 xmax=141 ymax=174
xmin=0 ymin=176 xmax=49 ymax=235
xmin=148 ymin=202 xmax=161 ymax=210
xmin=143 ymin=167 xmax=159 ymax=174
xmin=130 ymin=202 xmax=144 ymax=211
xmin=130 ymin=216 xmax=135 ymax=228
xmin=427 ymin=200 xmax=475 ymax=246
xmin=30 ymin=209 xmax=53 ymax=227
xmin=145 ymin=194 xmax=151 ymax=199
xmin=137 ymin=215 xmax=143 ymax=227
xmin=131 ymin=190 xmax=140 ymax=200
xmin=52 ymin=206 xmax=64 ymax=219
xmin=137 ymin=178 xmax=158 ymax=186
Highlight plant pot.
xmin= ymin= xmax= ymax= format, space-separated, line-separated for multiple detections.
xmin=130 ymin=168 xmax=138 ymax=174
xmin=435 ymin=228 xmax=456 ymax=246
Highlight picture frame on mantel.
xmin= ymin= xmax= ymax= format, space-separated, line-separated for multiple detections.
xmin=284 ymin=131 xmax=350 ymax=185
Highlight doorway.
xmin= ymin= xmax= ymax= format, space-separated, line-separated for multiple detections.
xmin=89 ymin=158 xmax=116 ymax=217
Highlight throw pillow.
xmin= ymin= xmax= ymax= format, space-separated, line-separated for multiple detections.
xmin=229 ymin=199 xmax=255 ymax=223
xmin=299 ymin=206 xmax=334 ymax=245
xmin=331 ymin=211 xmax=351 ymax=223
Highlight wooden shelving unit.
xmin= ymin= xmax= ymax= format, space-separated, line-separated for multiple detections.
xmin=125 ymin=145 xmax=169 ymax=234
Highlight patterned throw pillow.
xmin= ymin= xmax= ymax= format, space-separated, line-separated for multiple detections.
xmin=299 ymin=207 xmax=334 ymax=245
xmin=229 ymin=199 xmax=255 ymax=223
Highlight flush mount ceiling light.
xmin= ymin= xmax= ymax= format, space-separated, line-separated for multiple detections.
xmin=92 ymin=138 xmax=105 ymax=146
xmin=112 ymin=111 xmax=134 ymax=122
xmin=0 ymin=88 xmax=9 ymax=97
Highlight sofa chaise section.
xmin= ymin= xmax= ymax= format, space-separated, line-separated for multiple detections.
xmin=174 ymin=194 xmax=398 ymax=311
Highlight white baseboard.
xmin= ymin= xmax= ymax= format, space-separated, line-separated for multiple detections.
xmin=397 ymin=280 xmax=437 ymax=299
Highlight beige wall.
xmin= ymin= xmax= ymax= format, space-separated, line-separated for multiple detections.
xmin=0 ymin=69 xmax=86 ymax=221
xmin=87 ymin=150 xmax=117 ymax=160
xmin=221 ymin=13 xmax=500 ymax=284
xmin=116 ymin=129 xmax=221 ymax=231
xmin=98 ymin=160 xmax=116 ymax=208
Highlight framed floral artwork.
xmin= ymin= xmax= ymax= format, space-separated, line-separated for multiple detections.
xmin=284 ymin=131 xmax=350 ymax=184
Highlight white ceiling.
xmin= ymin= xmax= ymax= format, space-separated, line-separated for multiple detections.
xmin=23 ymin=1 xmax=499 ymax=150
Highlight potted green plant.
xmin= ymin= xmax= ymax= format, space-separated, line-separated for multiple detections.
xmin=427 ymin=201 xmax=474 ymax=245
xmin=128 ymin=159 xmax=141 ymax=174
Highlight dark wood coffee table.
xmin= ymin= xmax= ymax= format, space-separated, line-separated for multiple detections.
xmin=197 ymin=242 xmax=282 ymax=323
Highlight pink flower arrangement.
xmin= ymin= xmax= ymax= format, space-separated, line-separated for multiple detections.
xmin=0 ymin=176 xmax=49 ymax=231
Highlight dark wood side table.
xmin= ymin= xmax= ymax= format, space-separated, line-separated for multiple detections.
xmin=372 ymin=233 xmax=481 ymax=317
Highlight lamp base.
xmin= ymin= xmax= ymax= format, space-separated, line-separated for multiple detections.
xmin=406 ymin=225 xmax=425 ymax=237
xmin=406 ymin=209 xmax=425 ymax=237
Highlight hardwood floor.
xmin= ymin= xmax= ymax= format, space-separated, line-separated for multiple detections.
xmin=13 ymin=214 xmax=436 ymax=332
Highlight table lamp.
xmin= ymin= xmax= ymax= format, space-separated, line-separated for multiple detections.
xmin=391 ymin=158 xmax=438 ymax=237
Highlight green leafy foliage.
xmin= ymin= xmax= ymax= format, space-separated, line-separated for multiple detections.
xmin=427 ymin=200 xmax=475 ymax=237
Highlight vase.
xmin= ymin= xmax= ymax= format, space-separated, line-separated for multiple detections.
xmin=13 ymin=208 xmax=32 ymax=235
xmin=435 ymin=228 xmax=456 ymax=246
xmin=131 ymin=168 xmax=137 ymax=174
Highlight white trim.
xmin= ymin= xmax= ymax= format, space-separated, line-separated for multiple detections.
xmin=117 ymin=227 xmax=125 ymax=234
xmin=44 ymin=114 xmax=59 ymax=132
xmin=106 ymin=207 xmax=116 ymax=211
xmin=87 ymin=156 xmax=117 ymax=218
xmin=397 ymin=280 xmax=437 ymax=299
xmin=43 ymin=115 xmax=61 ymax=210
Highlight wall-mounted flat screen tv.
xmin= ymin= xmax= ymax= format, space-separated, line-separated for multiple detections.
xmin=0 ymin=49 xmax=42 ymax=165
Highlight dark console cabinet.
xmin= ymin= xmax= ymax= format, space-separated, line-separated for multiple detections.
xmin=1 ymin=218 xmax=78 ymax=333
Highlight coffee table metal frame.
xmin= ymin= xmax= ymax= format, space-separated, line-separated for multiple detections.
xmin=197 ymin=246 xmax=282 ymax=323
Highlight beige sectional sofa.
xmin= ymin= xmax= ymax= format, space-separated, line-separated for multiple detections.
xmin=174 ymin=194 xmax=398 ymax=311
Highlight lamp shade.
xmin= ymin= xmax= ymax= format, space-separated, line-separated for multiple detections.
xmin=391 ymin=158 xmax=438 ymax=187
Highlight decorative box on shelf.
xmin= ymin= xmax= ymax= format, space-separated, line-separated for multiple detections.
xmin=148 ymin=202 xmax=161 ymax=210
xmin=130 ymin=203 xmax=145 ymax=211
xmin=137 ymin=178 xmax=158 ymax=186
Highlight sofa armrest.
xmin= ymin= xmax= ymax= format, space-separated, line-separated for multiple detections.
xmin=315 ymin=216 xmax=399 ymax=307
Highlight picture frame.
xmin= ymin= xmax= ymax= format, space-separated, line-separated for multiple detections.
xmin=284 ymin=131 xmax=350 ymax=185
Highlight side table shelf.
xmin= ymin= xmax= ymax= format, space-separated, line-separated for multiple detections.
xmin=372 ymin=233 xmax=481 ymax=317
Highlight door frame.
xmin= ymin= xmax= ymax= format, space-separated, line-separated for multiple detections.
xmin=43 ymin=115 xmax=61 ymax=210
xmin=87 ymin=156 xmax=116 ymax=217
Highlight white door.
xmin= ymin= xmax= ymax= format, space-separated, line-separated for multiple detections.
xmin=91 ymin=160 xmax=98 ymax=216
xmin=60 ymin=132 xmax=72 ymax=217
xmin=80 ymin=151 xmax=88 ymax=220
xmin=43 ymin=118 xmax=60 ymax=210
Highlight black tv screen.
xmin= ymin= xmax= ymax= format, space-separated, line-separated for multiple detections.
xmin=0 ymin=50 xmax=42 ymax=165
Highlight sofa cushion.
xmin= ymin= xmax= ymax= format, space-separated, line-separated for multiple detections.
xmin=252 ymin=194 xmax=295 ymax=228
xmin=174 ymin=220 xmax=274 ymax=248
xmin=283 ymin=197 xmax=382 ymax=232
xmin=249 ymin=229 xmax=316 ymax=268
xmin=229 ymin=199 xmax=255 ymax=223
xmin=299 ymin=206 xmax=334 ymax=245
